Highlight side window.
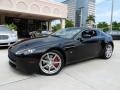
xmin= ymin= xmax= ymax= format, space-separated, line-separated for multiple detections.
xmin=81 ymin=30 xmax=97 ymax=39
xmin=74 ymin=30 xmax=97 ymax=40
xmin=81 ymin=30 xmax=92 ymax=39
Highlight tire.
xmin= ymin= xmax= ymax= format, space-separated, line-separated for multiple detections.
xmin=102 ymin=43 xmax=113 ymax=59
xmin=39 ymin=50 xmax=64 ymax=76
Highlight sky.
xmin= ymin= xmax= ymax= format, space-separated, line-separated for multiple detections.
xmin=51 ymin=0 xmax=120 ymax=23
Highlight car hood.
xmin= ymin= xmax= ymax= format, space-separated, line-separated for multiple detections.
xmin=11 ymin=36 xmax=66 ymax=52
xmin=0 ymin=30 xmax=14 ymax=35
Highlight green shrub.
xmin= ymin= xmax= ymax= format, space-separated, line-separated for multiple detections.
xmin=6 ymin=23 xmax=17 ymax=31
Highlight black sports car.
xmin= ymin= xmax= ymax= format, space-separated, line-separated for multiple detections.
xmin=8 ymin=27 xmax=114 ymax=75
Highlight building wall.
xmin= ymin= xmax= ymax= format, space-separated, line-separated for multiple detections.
xmin=76 ymin=0 xmax=89 ymax=27
xmin=63 ymin=0 xmax=77 ymax=25
xmin=63 ymin=0 xmax=95 ymax=27
xmin=0 ymin=0 xmax=67 ymax=19
xmin=88 ymin=0 xmax=96 ymax=16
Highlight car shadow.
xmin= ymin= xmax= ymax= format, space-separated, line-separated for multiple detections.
xmin=8 ymin=57 xmax=103 ymax=76
xmin=9 ymin=62 xmax=34 ymax=76
xmin=65 ymin=58 xmax=99 ymax=68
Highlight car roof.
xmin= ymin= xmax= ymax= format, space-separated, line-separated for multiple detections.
xmin=65 ymin=27 xmax=98 ymax=31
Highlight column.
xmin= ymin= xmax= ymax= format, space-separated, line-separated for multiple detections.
xmin=0 ymin=15 xmax=5 ymax=25
xmin=48 ymin=20 xmax=52 ymax=31
xmin=46 ymin=21 xmax=49 ymax=30
xmin=0 ymin=15 xmax=1 ymax=24
xmin=60 ymin=19 xmax=65 ymax=29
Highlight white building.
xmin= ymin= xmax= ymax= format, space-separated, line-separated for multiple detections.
xmin=88 ymin=0 xmax=96 ymax=16
xmin=63 ymin=0 xmax=95 ymax=27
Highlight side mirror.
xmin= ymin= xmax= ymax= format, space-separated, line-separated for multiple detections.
xmin=77 ymin=37 xmax=83 ymax=42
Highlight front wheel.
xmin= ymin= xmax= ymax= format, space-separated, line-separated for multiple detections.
xmin=103 ymin=44 xmax=113 ymax=59
xmin=39 ymin=50 xmax=64 ymax=76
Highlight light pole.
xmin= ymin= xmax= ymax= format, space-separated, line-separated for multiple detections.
xmin=110 ymin=0 xmax=114 ymax=32
xmin=79 ymin=7 xmax=84 ymax=27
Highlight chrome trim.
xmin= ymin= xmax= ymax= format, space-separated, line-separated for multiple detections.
xmin=9 ymin=59 xmax=16 ymax=65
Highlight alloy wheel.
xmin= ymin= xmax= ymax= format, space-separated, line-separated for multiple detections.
xmin=105 ymin=44 xmax=113 ymax=58
xmin=39 ymin=52 xmax=62 ymax=75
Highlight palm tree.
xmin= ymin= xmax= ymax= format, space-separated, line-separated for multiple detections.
xmin=86 ymin=15 xmax=95 ymax=28
xmin=65 ymin=19 xmax=74 ymax=28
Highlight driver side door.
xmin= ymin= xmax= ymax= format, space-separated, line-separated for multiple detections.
xmin=79 ymin=30 xmax=101 ymax=60
xmin=65 ymin=30 xmax=101 ymax=64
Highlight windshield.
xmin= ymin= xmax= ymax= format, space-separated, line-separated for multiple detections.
xmin=52 ymin=28 xmax=81 ymax=39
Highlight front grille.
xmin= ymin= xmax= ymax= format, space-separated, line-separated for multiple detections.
xmin=0 ymin=43 xmax=8 ymax=45
xmin=8 ymin=50 xmax=16 ymax=62
xmin=0 ymin=35 xmax=9 ymax=40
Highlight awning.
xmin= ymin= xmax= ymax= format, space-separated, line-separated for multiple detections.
xmin=0 ymin=0 xmax=67 ymax=20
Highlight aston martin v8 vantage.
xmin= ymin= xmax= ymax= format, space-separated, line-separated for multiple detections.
xmin=8 ymin=28 xmax=114 ymax=75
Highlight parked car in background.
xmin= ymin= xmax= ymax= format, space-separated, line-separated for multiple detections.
xmin=29 ymin=30 xmax=52 ymax=38
xmin=0 ymin=25 xmax=18 ymax=46
xmin=106 ymin=30 xmax=120 ymax=40
xmin=41 ymin=30 xmax=52 ymax=35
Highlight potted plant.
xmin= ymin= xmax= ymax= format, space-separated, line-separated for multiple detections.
xmin=6 ymin=23 xmax=17 ymax=34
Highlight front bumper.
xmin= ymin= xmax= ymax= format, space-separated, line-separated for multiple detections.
xmin=0 ymin=42 xmax=15 ymax=46
xmin=0 ymin=38 xmax=18 ymax=46
xmin=8 ymin=51 xmax=40 ymax=73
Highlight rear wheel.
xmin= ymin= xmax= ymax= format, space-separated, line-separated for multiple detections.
xmin=103 ymin=44 xmax=113 ymax=59
xmin=39 ymin=50 xmax=64 ymax=75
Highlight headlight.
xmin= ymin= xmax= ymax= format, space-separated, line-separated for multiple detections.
xmin=15 ymin=49 xmax=36 ymax=55
xmin=11 ymin=34 xmax=17 ymax=37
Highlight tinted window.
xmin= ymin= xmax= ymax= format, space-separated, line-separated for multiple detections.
xmin=82 ymin=30 xmax=97 ymax=37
